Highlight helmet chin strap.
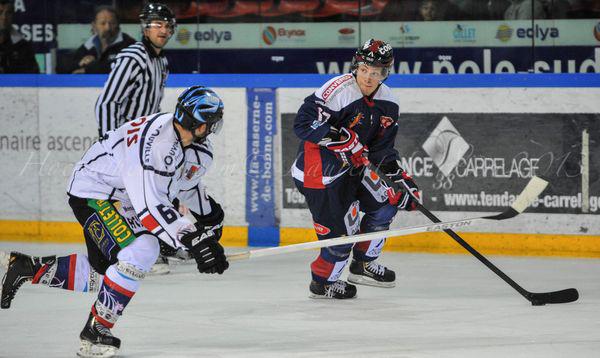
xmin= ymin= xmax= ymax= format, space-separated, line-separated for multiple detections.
xmin=192 ymin=133 xmax=207 ymax=144
xmin=192 ymin=126 xmax=210 ymax=144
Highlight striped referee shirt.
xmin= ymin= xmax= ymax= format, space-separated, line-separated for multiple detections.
xmin=95 ymin=38 xmax=168 ymax=136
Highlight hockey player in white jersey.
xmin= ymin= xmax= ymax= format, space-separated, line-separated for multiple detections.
xmin=0 ymin=86 xmax=228 ymax=357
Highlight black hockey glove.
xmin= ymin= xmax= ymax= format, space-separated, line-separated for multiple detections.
xmin=191 ymin=198 xmax=224 ymax=242
xmin=180 ymin=229 xmax=229 ymax=274
xmin=319 ymin=127 xmax=369 ymax=168
xmin=380 ymin=160 xmax=420 ymax=211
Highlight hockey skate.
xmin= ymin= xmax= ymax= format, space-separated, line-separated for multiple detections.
xmin=1 ymin=252 xmax=53 ymax=309
xmin=149 ymin=255 xmax=170 ymax=275
xmin=347 ymin=259 xmax=396 ymax=288
xmin=309 ymin=279 xmax=357 ymax=299
xmin=77 ymin=313 xmax=121 ymax=358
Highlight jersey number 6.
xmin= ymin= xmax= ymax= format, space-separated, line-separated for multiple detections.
xmin=157 ymin=204 xmax=178 ymax=224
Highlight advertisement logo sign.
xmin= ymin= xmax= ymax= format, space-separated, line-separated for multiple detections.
xmin=262 ymin=26 xmax=277 ymax=45
xmin=262 ymin=25 xmax=306 ymax=45
xmin=176 ymin=28 xmax=191 ymax=45
xmin=421 ymin=116 xmax=469 ymax=177
xmin=516 ymin=25 xmax=559 ymax=41
xmin=453 ymin=24 xmax=476 ymax=43
xmin=337 ymin=27 xmax=356 ymax=43
xmin=388 ymin=24 xmax=420 ymax=46
xmin=496 ymin=24 xmax=513 ymax=42
xmin=176 ymin=27 xmax=232 ymax=45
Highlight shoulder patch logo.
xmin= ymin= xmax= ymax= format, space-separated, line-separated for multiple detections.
xmin=185 ymin=165 xmax=199 ymax=179
xmin=380 ymin=116 xmax=393 ymax=128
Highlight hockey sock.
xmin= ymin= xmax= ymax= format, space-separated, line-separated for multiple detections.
xmin=90 ymin=262 xmax=143 ymax=328
xmin=32 ymin=254 xmax=102 ymax=293
xmin=311 ymin=249 xmax=350 ymax=284
xmin=352 ymin=238 xmax=385 ymax=262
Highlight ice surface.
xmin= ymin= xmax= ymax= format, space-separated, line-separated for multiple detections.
xmin=1 ymin=242 xmax=599 ymax=358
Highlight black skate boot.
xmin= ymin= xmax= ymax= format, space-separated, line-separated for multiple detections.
xmin=1 ymin=252 xmax=55 ymax=309
xmin=77 ymin=313 xmax=121 ymax=358
xmin=347 ymin=259 xmax=396 ymax=288
xmin=309 ymin=280 xmax=357 ymax=299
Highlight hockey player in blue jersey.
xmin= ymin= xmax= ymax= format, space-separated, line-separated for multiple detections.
xmin=292 ymin=39 xmax=421 ymax=299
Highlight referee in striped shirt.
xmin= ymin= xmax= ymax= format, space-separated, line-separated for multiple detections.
xmin=95 ymin=3 xmax=175 ymax=136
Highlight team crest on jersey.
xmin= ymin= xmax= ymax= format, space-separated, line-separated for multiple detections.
xmin=349 ymin=113 xmax=364 ymax=128
xmin=380 ymin=116 xmax=393 ymax=128
xmin=313 ymin=223 xmax=331 ymax=236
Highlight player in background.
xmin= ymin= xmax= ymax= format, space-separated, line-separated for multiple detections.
xmin=1 ymin=86 xmax=229 ymax=358
xmin=95 ymin=2 xmax=179 ymax=274
xmin=292 ymin=39 xmax=420 ymax=299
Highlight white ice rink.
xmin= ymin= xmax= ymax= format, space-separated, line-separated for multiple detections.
xmin=1 ymin=242 xmax=599 ymax=358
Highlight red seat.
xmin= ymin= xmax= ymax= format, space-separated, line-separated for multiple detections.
xmin=302 ymin=0 xmax=388 ymax=18
xmin=262 ymin=0 xmax=321 ymax=17
xmin=177 ymin=0 xmax=231 ymax=18
xmin=211 ymin=0 xmax=274 ymax=17
xmin=198 ymin=0 xmax=231 ymax=16
xmin=301 ymin=0 xmax=345 ymax=18
xmin=331 ymin=0 xmax=389 ymax=16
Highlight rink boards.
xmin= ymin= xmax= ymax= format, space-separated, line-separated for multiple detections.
xmin=0 ymin=74 xmax=599 ymax=257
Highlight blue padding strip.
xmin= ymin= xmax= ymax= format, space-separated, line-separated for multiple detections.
xmin=0 ymin=74 xmax=109 ymax=87
xmin=248 ymin=226 xmax=280 ymax=247
xmin=1 ymin=73 xmax=600 ymax=88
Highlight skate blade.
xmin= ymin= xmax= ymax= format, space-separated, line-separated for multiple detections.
xmin=0 ymin=251 xmax=9 ymax=270
xmin=77 ymin=340 xmax=118 ymax=358
xmin=308 ymin=293 xmax=357 ymax=300
xmin=148 ymin=264 xmax=170 ymax=276
xmin=348 ymin=273 xmax=395 ymax=288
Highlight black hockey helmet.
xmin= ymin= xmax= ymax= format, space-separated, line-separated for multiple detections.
xmin=175 ymin=86 xmax=224 ymax=142
xmin=139 ymin=2 xmax=176 ymax=29
xmin=351 ymin=39 xmax=394 ymax=81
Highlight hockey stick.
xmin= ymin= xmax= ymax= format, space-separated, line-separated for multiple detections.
xmin=367 ymin=163 xmax=578 ymax=306
xmin=228 ymin=176 xmax=543 ymax=262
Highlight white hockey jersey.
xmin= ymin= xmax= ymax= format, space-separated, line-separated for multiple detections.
xmin=68 ymin=112 xmax=215 ymax=248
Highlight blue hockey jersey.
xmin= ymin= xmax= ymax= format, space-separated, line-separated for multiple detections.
xmin=292 ymin=74 xmax=400 ymax=189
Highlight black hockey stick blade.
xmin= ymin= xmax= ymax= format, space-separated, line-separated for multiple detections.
xmin=367 ymin=163 xmax=579 ymax=305
xmin=528 ymin=288 xmax=579 ymax=306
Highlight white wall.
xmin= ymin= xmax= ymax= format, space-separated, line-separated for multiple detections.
xmin=0 ymin=86 xmax=598 ymax=235
xmin=0 ymin=87 xmax=247 ymax=225
xmin=278 ymin=87 xmax=600 ymax=236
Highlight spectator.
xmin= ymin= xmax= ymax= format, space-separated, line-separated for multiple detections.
xmin=450 ymin=0 xmax=490 ymax=19
xmin=377 ymin=0 xmax=419 ymax=21
xmin=417 ymin=0 xmax=445 ymax=21
xmin=488 ymin=0 xmax=511 ymax=19
xmin=542 ymin=0 xmax=570 ymax=18
xmin=504 ymin=0 xmax=547 ymax=19
xmin=57 ymin=6 xmax=135 ymax=74
xmin=0 ymin=0 xmax=39 ymax=73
